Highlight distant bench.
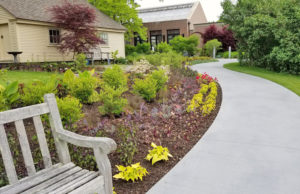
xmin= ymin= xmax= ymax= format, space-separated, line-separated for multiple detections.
xmin=0 ymin=94 xmax=116 ymax=194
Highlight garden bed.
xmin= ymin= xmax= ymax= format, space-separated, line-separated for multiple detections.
xmin=0 ymin=64 xmax=222 ymax=193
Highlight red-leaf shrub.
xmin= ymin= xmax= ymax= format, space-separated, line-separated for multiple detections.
xmin=201 ymin=25 xmax=236 ymax=51
xmin=49 ymin=1 xmax=102 ymax=55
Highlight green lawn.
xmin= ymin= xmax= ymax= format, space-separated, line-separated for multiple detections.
xmin=190 ymin=59 xmax=218 ymax=65
xmin=0 ymin=71 xmax=63 ymax=86
xmin=224 ymin=62 xmax=300 ymax=96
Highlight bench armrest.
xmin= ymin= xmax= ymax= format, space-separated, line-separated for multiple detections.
xmin=56 ymin=130 xmax=117 ymax=154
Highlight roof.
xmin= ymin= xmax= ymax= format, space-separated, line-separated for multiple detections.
xmin=138 ymin=2 xmax=199 ymax=23
xmin=0 ymin=0 xmax=126 ymax=31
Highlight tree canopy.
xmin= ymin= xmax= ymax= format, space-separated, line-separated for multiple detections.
xmin=49 ymin=1 xmax=101 ymax=55
xmin=89 ymin=0 xmax=147 ymax=41
xmin=221 ymin=0 xmax=300 ymax=74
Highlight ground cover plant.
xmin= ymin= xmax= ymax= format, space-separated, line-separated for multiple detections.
xmin=224 ymin=62 xmax=300 ymax=96
xmin=0 ymin=60 xmax=222 ymax=193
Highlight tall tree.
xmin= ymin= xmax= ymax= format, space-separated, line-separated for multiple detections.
xmin=49 ymin=1 xmax=102 ymax=56
xmin=221 ymin=0 xmax=300 ymax=74
xmin=89 ymin=0 xmax=147 ymax=41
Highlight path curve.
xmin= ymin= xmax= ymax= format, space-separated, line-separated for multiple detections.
xmin=147 ymin=59 xmax=300 ymax=194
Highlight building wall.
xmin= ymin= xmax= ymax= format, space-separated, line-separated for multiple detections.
xmin=96 ymin=30 xmax=125 ymax=58
xmin=0 ymin=6 xmax=14 ymax=24
xmin=0 ymin=24 xmax=11 ymax=61
xmin=14 ymin=23 xmax=125 ymax=63
xmin=143 ymin=19 xmax=188 ymax=43
xmin=188 ymin=2 xmax=207 ymax=31
xmin=17 ymin=23 xmax=72 ymax=62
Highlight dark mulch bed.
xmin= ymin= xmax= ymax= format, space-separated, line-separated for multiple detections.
xmin=0 ymin=68 xmax=222 ymax=194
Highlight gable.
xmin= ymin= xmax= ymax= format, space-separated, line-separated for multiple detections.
xmin=0 ymin=5 xmax=15 ymax=24
xmin=0 ymin=0 xmax=125 ymax=31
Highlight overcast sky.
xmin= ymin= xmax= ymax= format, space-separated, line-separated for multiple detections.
xmin=136 ymin=0 xmax=225 ymax=22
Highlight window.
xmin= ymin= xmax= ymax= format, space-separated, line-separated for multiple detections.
xmin=99 ymin=32 xmax=108 ymax=45
xmin=167 ymin=29 xmax=180 ymax=43
xmin=49 ymin=29 xmax=60 ymax=44
xmin=150 ymin=30 xmax=162 ymax=49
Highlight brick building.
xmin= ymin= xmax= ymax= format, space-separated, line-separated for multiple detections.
xmin=136 ymin=2 xmax=223 ymax=49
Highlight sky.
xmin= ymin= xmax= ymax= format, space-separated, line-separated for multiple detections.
xmin=136 ymin=0 xmax=225 ymax=22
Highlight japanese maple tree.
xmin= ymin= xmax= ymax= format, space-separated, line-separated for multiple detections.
xmin=49 ymin=1 xmax=102 ymax=56
xmin=201 ymin=24 xmax=236 ymax=51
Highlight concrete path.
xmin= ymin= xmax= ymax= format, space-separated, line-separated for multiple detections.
xmin=147 ymin=59 xmax=300 ymax=194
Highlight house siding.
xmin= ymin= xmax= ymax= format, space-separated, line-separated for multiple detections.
xmin=17 ymin=23 xmax=72 ymax=62
xmin=16 ymin=23 xmax=125 ymax=63
xmin=0 ymin=24 xmax=11 ymax=61
xmin=0 ymin=6 xmax=14 ymax=24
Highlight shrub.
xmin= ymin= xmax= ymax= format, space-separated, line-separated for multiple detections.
xmin=221 ymin=0 xmax=300 ymax=74
xmin=63 ymin=69 xmax=99 ymax=104
xmin=74 ymin=53 xmax=87 ymax=71
xmin=144 ymin=52 xmax=183 ymax=68
xmin=113 ymin=163 xmax=148 ymax=182
xmin=102 ymin=65 xmax=128 ymax=90
xmin=0 ymin=81 xmax=19 ymax=111
xmin=57 ymin=96 xmax=84 ymax=127
xmin=98 ymin=86 xmax=128 ymax=116
xmin=145 ymin=143 xmax=172 ymax=165
xmin=156 ymin=42 xmax=173 ymax=53
xmin=149 ymin=69 xmax=168 ymax=91
xmin=204 ymin=39 xmax=222 ymax=57
xmin=136 ymin=42 xmax=151 ymax=54
xmin=169 ymin=35 xmax=199 ymax=56
xmin=133 ymin=77 xmax=157 ymax=102
xmin=115 ymin=57 xmax=127 ymax=64
xmin=223 ymin=51 xmax=239 ymax=58
xmin=116 ymin=126 xmax=137 ymax=165
xmin=21 ymin=79 xmax=57 ymax=106
xmin=125 ymin=44 xmax=136 ymax=56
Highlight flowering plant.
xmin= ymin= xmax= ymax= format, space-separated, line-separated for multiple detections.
xmin=197 ymin=72 xmax=218 ymax=83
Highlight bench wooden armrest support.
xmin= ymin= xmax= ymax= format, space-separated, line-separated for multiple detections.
xmin=56 ymin=130 xmax=116 ymax=194
xmin=56 ymin=130 xmax=117 ymax=154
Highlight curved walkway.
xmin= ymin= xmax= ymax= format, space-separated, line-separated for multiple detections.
xmin=147 ymin=59 xmax=300 ymax=194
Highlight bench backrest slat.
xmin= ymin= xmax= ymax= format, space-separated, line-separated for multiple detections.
xmin=0 ymin=124 xmax=18 ymax=184
xmin=33 ymin=116 xmax=52 ymax=168
xmin=0 ymin=94 xmax=70 ymax=185
xmin=0 ymin=103 xmax=50 ymax=125
xmin=15 ymin=120 xmax=36 ymax=176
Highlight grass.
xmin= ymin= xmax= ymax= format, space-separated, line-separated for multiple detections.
xmin=0 ymin=71 xmax=63 ymax=86
xmin=224 ymin=62 xmax=300 ymax=96
xmin=190 ymin=59 xmax=218 ymax=65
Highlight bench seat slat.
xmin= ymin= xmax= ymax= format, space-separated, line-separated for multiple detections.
xmin=33 ymin=116 xmax=52 ymax=168
xmin=69 ymin=176 xmax=104 ymax=194
xmin=0 ymin=163 xmax=75 ymax=194
xmin=0 ymin=103 xmax=50 ymax=125
xmin=37 ymin=169 xmax=90 ymax=194
xmin=15 ymin=120 xmax=36 ymax=176
xmin=21 ymin=167 xmax=82 ymax=194
xmin=49 ymin=171 xmax=100 ymax=194
xmin=0 ymin=124 xmax=18 ymax=184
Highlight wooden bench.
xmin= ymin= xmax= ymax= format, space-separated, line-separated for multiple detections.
xmin=0 ymin=94 xmax=116 ymax=194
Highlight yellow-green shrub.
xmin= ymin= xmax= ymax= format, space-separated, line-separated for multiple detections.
xmin=145 ymin=143 xmax=172 ymax=165
xmin=102 ymin=65 xmax=128 ymax=90
xmin=21 ymin=78 xmax=57 ymax=106
xmin=63 ymin=69 xmax=99 ymax=104
xmin=57 ymin=96 xmax=84 ymax=127
xmin=98 ymin=86 xmax=128 ymax=116
xmin=187 ymin=81 xmax=218 ymax=116
xmin=133 ymin=77 xmax=157 ymax=102
xmin=113 ymin=163 xmax=148 ymax=182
